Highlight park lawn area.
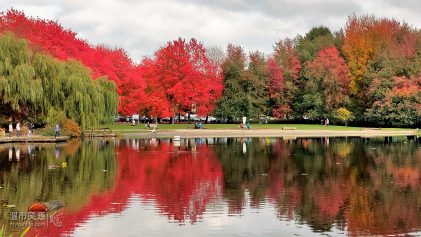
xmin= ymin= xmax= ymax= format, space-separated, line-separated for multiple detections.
xmin=102 ymin=123 xmax=414 ymax=132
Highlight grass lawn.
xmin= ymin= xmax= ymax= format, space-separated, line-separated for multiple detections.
xmin=100 ymin=123 xmax=414 ymax=132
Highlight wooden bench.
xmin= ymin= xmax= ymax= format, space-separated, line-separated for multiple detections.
xmin=282 ymin=127 xmax=297 ymax=130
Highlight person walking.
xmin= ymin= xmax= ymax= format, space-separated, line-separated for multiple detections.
xmin=8 ymin=123 xmax=13 ymax=137
xmin=55 ymin=124 xmax=61 ymax=138
xmin=16 ymin=122 xmax=21 ymax=137
xmin=326 ymin=118 xmax=330 ymax=126
xmin=246 ymin=122 xmax=251 ymax=130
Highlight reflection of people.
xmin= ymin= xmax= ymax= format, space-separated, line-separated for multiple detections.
xmin=15 ymin=148 xmax=20 ymax=161
xmin=8 ymin=148 xmax=13 ymax=161
xmin=55 ymin=145 xmax=60 ymax=158
xmin=8 ymin=123 xmax=13 ymax=137
xmin=55 ymin=124 xmax=61 ymax=138
xmin=27 ymin=145 xmax=33 ymax=157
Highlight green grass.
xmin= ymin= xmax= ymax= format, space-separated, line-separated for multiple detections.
xmin=100 ymin=123 xmax=414 ymax=132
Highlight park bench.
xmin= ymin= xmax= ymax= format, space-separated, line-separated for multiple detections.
xmin=282 ymin=127 xmax=297 ymax=130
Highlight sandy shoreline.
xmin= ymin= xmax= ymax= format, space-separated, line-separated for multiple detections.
xmin=121 ymin=129 xmax=418 ymax=139
xmin=0 ymin=135 xmax=70 ymax=143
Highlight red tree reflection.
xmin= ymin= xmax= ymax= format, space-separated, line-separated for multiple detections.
xmin=30 ymin=140 xmax=223 ymax=236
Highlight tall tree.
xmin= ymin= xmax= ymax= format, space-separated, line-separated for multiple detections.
xmin=295 ymin=26 xmax=336 ymax=63
xmin=140 ymin=38 xmax=223 ymax=119
xmin=215 ymin=46 xmax=270 ymax=121
xmin=267 ymin=58 xmax=286 ymax=118
xmin=0 ymin=33 xmax=118 ymax=128
xmin=0 ymin=9 xmax=142 ymax=115
xmin=342 ymin=15 xmax=401 ymax=97
xmin=301 ymin=47 xmax=351 ymax=119
xmin=214 ymin=44 xmax=247 ymax=122
xmin=272 ymin=39 xmax=302 ymax=118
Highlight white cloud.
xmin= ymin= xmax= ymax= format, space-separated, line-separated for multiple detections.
xmin=1 ymin=0 xmax=420 ymax=63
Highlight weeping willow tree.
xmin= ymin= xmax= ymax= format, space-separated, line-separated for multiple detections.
xmin=0 ymin=33 xmax=118 ymax=128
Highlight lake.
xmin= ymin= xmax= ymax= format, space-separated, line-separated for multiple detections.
xmin=0 ymin=137 xmax=420 ymax=236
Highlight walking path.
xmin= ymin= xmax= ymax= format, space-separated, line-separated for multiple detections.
xmin=0 ymin=135 xmax=70 ymax=143
xmin=122 ymin=129 xmax=418 ymax=139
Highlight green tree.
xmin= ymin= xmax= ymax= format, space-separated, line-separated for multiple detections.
xmin=0 ymin=33 xmax=118 ymax=128
xmin=300 ymin=48 xmax=351 ymax=119
xmin=295 ymin=26 xmax=336 ymax=62
xmin=214 ymin=45 xmax=269 ymax=121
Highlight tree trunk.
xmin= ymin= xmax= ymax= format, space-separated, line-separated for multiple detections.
xmin=187 ymin=113 xmax=191 ymax=124
xmin=178 ymin=113 xmax=181 ymax=123
xmin=170 ymin=116 xmax=173 ymax=124
xmin=205 ymin=115 xmax=209 ymax=124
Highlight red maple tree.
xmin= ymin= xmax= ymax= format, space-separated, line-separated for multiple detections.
xmin=140 ymin=38 xmax=223 ymax=118
xmin=0 ymin=9 xmax=144 ymax=115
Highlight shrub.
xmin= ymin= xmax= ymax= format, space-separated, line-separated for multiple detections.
xmin=62 ymin=118 xmax=82 ymax=137
xmin=334 ymin=107 xmax=354 ymax=126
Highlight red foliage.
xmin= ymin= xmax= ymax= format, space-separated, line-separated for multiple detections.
xmin=29 ymin=140 xmax=223 ymax=236
xmin=273 ymin=39 xmax=301 ymax=81
xmin=305 ymin=47 xmax=350 ymax=110
xmin=342 ymin=15 xmax=417 ymax=96
xmin=270 ymin=39 xmax=302 ymax=118
xmin=0 ymin=9 xmax=143 ymax=115
xmin=141 ymin=38 xmax=223 ymax=117
xmin=267 ymin=58 xmax=285 ymax=118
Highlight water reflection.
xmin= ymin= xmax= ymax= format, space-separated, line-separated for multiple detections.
xmin=0 ymin=137 xmax=420 ymax=236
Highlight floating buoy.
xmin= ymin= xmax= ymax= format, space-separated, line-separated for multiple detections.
xmin=28 ymin=203 xmax=48 ymax=212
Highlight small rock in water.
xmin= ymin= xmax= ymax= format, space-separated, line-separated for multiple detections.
xmin=43 ymin=200 xmax=65 ymax=210
xmin=336 ymin=162 xmax=341 ymax=165
xmin=102 ymin=169 xmax=108 ymax=172
xmin=260 ymin=173 xmax=268 ymax=176
xmin=3 ymin=204 xmax=15 ymax=208
xmin=370 ymin=147 xmax=376 ymax=150
xmin=301 ymin=173 xmax=308 ymax=176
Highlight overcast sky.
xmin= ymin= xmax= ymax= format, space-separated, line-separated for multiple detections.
xmin=1 ymin=0 xmax=420 ymax=63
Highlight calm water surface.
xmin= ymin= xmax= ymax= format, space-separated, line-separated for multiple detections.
xmin=0 ymin=137 xmax=420 ymax=236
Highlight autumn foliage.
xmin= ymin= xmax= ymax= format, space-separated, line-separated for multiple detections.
xmin=1 ymin=9 xmax=420 ymax=126
xmin=0 ymin=9 xmax=142 ymax=115
xmin=140 ymin=38 xmax=223 ymax=118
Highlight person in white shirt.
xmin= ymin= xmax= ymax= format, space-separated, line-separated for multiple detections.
xmin=8 ymin=123 xmax=13 ymax=137
xmin=16 ymin=122 xmax=21 ymax=137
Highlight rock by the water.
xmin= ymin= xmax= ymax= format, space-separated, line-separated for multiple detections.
xmin=43 ymin=200 xmax=65 ymax=210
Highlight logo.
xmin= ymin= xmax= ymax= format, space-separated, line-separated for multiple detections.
xmin=7 ymin=202 xmax=63 ymax=228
